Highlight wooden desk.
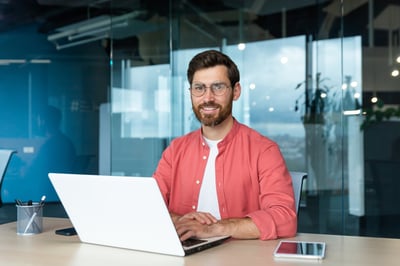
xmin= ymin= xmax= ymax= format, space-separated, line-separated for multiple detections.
xmin=1 ymin=217 xmax=399 ymax=265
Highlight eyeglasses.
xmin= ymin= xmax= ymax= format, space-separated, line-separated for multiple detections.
xmin=189 ymin=82 xmax=231 ymax=97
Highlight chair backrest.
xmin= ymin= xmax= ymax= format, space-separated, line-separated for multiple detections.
xmin=0 ymin=149 xmax=16 ymax=207
xmin=289 ymin=171 xmax=307 ymax=214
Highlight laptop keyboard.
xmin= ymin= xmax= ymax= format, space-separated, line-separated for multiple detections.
xmin=181 ymin=238 xmax=207 ymax=247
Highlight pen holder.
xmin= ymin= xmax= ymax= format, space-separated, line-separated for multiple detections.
xmin=16 ymin=203 xmax=43 ymax=235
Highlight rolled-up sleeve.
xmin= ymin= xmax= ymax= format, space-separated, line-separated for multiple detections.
xmin=247 ymin=145 xmax=297 ymax=240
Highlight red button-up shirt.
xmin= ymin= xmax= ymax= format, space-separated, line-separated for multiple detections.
xmin=153 ymin=119 xmax=297 ymax=240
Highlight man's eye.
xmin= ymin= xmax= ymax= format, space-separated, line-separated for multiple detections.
xmin=194 ymin=86 xmax=204 ymax=91
xmin=212 ymin=84 xmax=223 ymax=90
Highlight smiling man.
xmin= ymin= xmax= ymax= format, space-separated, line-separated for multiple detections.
xmin=153 ymin=50 xmax=297 ymax=241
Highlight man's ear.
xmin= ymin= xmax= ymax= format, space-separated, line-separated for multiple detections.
xmin=233 ymin=82 xmax=241 ymax=101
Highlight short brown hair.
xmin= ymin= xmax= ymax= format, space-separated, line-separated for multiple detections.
xmin=187 ymin=50 xmax=240 ymax=87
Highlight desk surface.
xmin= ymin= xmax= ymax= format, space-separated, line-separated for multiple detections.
xmin=1 ymin=217 xmax=400 ymax=266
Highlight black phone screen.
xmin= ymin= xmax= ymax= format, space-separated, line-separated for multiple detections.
xmin=55 ymin=227 xmax=77 ymax=236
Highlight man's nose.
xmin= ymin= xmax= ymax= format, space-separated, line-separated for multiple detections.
xmin=202 ymin=87 xmax=215 ymax=100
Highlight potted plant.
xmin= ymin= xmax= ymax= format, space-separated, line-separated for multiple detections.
xmin=294 ymin=72 xmax=341 ymax=137
xmin=294 ymin=72 xmax=343 ymax=194
xmin=361 ymin=100 xmax=400 ymax=130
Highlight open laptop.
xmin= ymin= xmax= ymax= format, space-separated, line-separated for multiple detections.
xmin=48 ymin=173 xmax=230 ymax=256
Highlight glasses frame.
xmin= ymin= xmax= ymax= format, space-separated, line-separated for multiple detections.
xmin=189 ymin=82 xmax=231 ymax=97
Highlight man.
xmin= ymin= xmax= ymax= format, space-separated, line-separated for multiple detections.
xmin=24 ymin=105 xmax=76 ymax=201
xmin=153 ymin=50 xmax=296 ymax=241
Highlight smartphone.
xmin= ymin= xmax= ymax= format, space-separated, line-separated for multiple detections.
xmin=55 ymin=227 xmax=77 ymax=236
xmin=273 ymin=240 xmax=326 ymax=260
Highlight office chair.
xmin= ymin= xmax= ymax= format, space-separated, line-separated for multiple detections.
xmin=0 ymin=149 xmax=16 ymax=207
xmin=289 ymin=171 xmax=307 ymax=214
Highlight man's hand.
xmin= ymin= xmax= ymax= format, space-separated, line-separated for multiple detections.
xmin=171 ymin=212 xmax=260 ymax=241
xmin=173 ymin=212 xmax=219 ymax=241
xmin=179 ymin=211 xmax=218 ymax=224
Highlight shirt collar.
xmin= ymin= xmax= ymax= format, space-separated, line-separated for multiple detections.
xmin=197 ymin=117 xmax=240 ymax=147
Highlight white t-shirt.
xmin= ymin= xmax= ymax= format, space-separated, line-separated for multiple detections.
xmin=197 ymin=137 xmax=221 ymax=220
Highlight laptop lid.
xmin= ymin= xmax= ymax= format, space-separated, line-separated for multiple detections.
xmin=48 ymin=173 xmax=229 ymax=256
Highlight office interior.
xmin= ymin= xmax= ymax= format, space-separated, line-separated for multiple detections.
xmin=0 ymin=0 xmax=399 ymax=239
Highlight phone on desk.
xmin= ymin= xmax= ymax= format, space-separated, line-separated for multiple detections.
xmin=55 ymin=227 xmax=77 ymax=236
xmin=273 ymin=240 xmax=326 ymax=260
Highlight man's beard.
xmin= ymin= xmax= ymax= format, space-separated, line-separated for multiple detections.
xmin=192 ymin=100 xmax=233 ymax=127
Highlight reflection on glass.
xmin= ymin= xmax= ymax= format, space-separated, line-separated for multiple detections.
xmin=22 ymin=105 xmax=76 ymax=201
xmin=112 ymin=64 xmax=170 ymax=138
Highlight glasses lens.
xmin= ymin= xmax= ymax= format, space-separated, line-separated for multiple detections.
xmin=190 ymin=83 xmax=229 ymax=96
xmin=191 ymin=84 xmax=205 ymax=96
xmin=211 ymin=83 xmax=227 ymax=95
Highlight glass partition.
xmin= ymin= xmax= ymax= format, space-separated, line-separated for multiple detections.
xmin=109 ymin=0 xmax=388 ymax=237
xmin=0 ymin=0 xmax=397 ymax=238
xmin=0 ymin=28 xmax=108 ymax=203
xmin=109 ymin=0 xmax=351 ymax=235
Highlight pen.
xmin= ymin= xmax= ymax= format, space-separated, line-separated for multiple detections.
xmin=39 ymin=195 xmax=46 ymax=206
xmin=23 ymin=212 xmax=37 ymax=234
xmin=22 ymin=195 xmax=46 ymax=234
xmin=15 ymin=199 xmax=24 ymax=206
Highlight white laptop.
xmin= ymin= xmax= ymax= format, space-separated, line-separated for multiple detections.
xmin=48 ymin=173 xmax=230 ymax=256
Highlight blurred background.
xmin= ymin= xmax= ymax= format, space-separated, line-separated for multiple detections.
xmin=0 ymin=0 xmax=400 ymax=238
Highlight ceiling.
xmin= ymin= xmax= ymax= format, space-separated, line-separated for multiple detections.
xmin=0 ymin=0 xmax=399 ymax=49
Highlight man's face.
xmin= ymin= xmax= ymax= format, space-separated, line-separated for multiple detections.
xmin=190 ymin=65 xmax=240 ymax=127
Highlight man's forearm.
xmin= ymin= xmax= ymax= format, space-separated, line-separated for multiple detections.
xmin=170 ymin=212 xmax=260 ymax=240
xmin=214 ymin=217 xmax=260 ymax=239
xmin=170 ymin=212 xmax=181 ymax=224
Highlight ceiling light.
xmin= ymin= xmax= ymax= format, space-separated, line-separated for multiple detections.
xmin=237 ymin=43 xmax=246 ymax=50
xmin=30 ymin=59 xmax=51 ymax=64
xmin=343 ymin=110 xmax=361 ymax=116
xmin=0 ymin=59 xmax=26 ymax=65
xmin=350 ymin=81 xmax=358 ymax=87
xmin=47 ymin=11 xmax=145 ymax=50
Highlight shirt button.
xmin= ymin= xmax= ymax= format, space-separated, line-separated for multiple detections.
xmin=196 ymin=180 xmax=200 ymax=184
xmin=203 ymin=155 xmax=207 ymax=160
xmin=192 ymin=205 xmax=196 ymax=210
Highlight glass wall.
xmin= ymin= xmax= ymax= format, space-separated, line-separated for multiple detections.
xmin=108 ymin=0 xmax=399 ymax=238
xmin=0 ymin=0 xmax=399 ymax=238
xmin=0 ymin=24 xmax=108 ymax=203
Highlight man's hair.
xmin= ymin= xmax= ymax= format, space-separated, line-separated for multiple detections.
xmin=187 ymin=50 xmax=240 ymax=87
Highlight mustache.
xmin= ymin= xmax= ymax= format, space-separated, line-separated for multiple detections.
xmin=199 ymin=102 xmax=221 ymax=109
